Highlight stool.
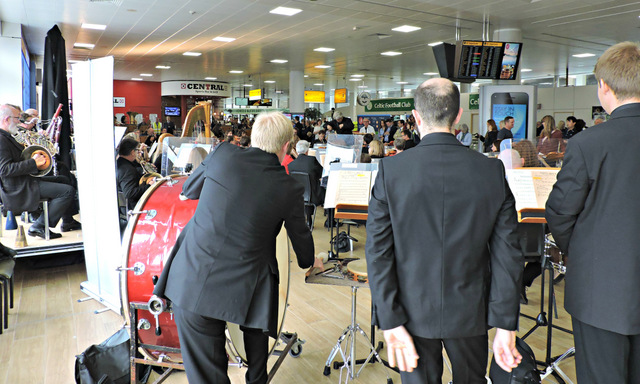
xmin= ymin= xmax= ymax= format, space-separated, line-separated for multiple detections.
xmin=0 ymin=258 xmax=15 ymax=333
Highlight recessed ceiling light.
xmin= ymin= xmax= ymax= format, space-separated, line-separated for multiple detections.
xmin=68 ymin=60 xmax=82 ymax=63
xmin=392 ymin=25 xmax=421 ymax=33
xmin=315 ymin=65 xmax=330 ymax=68
xmin=74 ymin=43 xmax=95 ymax=49
xmin=264 ymin=80 xmax=276 ymax=83
xmin=539 ymin=82 xmax=553 ymax=85
xmin=304 ymin=75 xmax=309 ymax=78
xmin=183 ymin=52 xmax=201 ymax=56
xmin=520 ymin=68 xmax=532 ymax=72
xmin=270 ymin=6 xmax=302 ymax=16
xmin=423 ymin=72 xmax=438 ymax=75
xmin=81 ymin=23 xmax=107 ymax=30
xmin=351 ymin=74 xmax=364 ymax=78
xmin=572 ymin=53 xmax=595 ymax=58
xmin=314 ymin=47 xmax=335 ymax=52
xmin=358 ymin=85 xmax=368 ymax=88
xmin=349 ymin=78 xmax=361 ymax=81
xmin=131 ymin=78 xmax=143 ymax=81
xmin=243 ymin=84 xmax=253 ymax=87
xmin=212 ymin=36 xmax=236 ymax=42
xmin=397 ymin=81 xmax=409 ymax=85
xmin=428 ymin=41 xmax=443 ymax=47
xmin=314 ymin=83 xmax=324 ymax=86
xmin=205 ymin=77 xmax=217 ymax=80
xmin=140 ymin=73 xmax=153 ymax=77
xmin=156 ymin=65 xmax=171 ymax=69
xmin=270 ymin=59 xmax=288 ymax=63
xmin=381 ymin=51 xmax=402 ymax=56
xmin=229 ymin=70 xmax=243 ymax=74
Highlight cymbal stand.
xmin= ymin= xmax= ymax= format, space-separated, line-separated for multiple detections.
xmin=323 ymin=286 xmax=393 ymax=383
xmin=521 ymin=237 xmax=575 ymax=384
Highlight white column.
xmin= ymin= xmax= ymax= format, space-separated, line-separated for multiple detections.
xmin=0 ymin=22 xmax=23 ymax=107
xmin=289 ymin=70 xmax=304 ymax=113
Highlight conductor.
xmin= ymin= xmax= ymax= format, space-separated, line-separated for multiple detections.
xmin=366 ymin=78 xmax=523 ymax=383
xmin=153 ymin=112 xmax=320 ymax=384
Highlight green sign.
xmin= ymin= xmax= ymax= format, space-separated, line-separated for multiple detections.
xmin=469 ymin=94 xmax=479 ymax=110
xmin=364 ymin=98 xmax=414 ymax=112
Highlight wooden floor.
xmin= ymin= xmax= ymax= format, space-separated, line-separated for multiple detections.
xmin=0 ymin=214 xmax=577 ymax=384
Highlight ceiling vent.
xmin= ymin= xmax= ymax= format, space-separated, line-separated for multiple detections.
xmin=369 ymin=33 xmax=391 ymax=39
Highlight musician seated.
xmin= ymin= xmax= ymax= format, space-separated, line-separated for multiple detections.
xmin=116 ymin=138 xmax=155 ymax=210
xmin=288 ymin=140 xmax=325 ymax=227
xmin=0 ymin=104 xmax=80 ymax=239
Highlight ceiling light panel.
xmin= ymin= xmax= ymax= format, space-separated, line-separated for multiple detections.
xmin=74 ymin=43 xmax=95 ymax=49
xmin=428 ymin=41 xmax=443 ymax=47
xmin=81 ymin=23 xmax=107 ymax=30
xmin=183 ymin=52 xmax=202 ymax=56
xmin=270 ymin=7 xmax=302 ymax=16
xmin=392 ymin=25 xmax=421 ymax=33
xmin=381 ymin=51 xmax=402 ymax=56
xmin=315 ymin=65 xmax=330 ymax=68
xmin=314 ymin=47 xmax=335 ymax=52
xmin=156 ymin=65 xmax=171 ymax=69
xmin=212 ymin=36 xmax=236 ymax=42
xmin=264 ymin=80 xmax=276 ymax=83
xmin=270 ymin=59 xmax=288 ymax=63
xmin=205 ymin=77 xmax=217 ymax=80
xmin=572 ymin=53 xmax=595 ymax=58
xmin=229 ymin=70 xmax=243 ymax=73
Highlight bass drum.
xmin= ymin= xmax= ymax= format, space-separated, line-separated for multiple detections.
xmin=120 ymin=175 xmax=292 ymax=363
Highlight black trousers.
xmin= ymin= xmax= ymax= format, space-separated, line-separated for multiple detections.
xmin=572 ymin=318 xmax=640 ymax=384
xmin=174 ymin=305 xmax=269 ymax=384
xmin=399 ymin=333 xmax=488 ymax=384
xmin=35 ymin=180 xmax=75 ymax=229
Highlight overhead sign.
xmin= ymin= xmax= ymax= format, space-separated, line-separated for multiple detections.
xmin=469 ymin=94 xmax=479 ymax=110
xmin=228 ymin=108 xmax=288 ymax=114
xmin=161 ymin=80 xmax=231 ymax=97
xmin=304 ymin=90 xmax=325 ymax=103
xmin=364 ymin=98 xmax=414 ymax=112
xmin=113 ymin=97 xmax=125 ymax=107
xmin=334 ymin=88 xmax=347 ymax=104
xmin=249 ymin=89 xmax=262 ymax=101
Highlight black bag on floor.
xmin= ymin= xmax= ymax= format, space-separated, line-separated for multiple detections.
xmin=75 ymin=328 xmax=134 ymax=384
xmin=489 ymin=337 xmax=541 ymax=384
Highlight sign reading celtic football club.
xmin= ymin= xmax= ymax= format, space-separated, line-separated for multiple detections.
xmin=364 ymin=98 xmax=414 ymax=112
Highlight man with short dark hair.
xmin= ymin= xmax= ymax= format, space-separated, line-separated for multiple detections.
xmin=366 ymin=78 xmax=523 ymax=383
xmin=164 ymin=116 xmax=176 ymax=135
xmin=563 ymin=116 xmax=580 ymax=139
xmin=381 ymin=118 xmax=397 ymax=143
xmin=116 ymin=138 xmax=154 ymax=210
xmin=546 ymin=41 xmax=640 ymax=384
xmin=401 ymin=129 xmax=416 ymax=149
xmin=497 ymin=116 xmax=514 ymax=140
xmin=0 ymin=104 xmax=80 ymax=239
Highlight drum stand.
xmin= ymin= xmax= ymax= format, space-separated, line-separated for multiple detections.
xmin=323 ymin=286 xmax=393 ymax=384
xmin=520 ymin=244 xmax=575 ymax=384
xmin=128 ymin=302 xmax=301 ymax=384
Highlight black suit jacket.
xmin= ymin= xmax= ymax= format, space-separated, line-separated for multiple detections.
xmin=116 ymin=157 xmax=149 ymax=210
xmin=366 ymin=133 xmax=522 ymax=339
xmin=0 ymin=129 xmax=41 ymax=213
xmin=288 ymin=154 xmax=325 ymax=205
xmin=546 ymin=103 xmax=640 ymax=335
xmin=497 ymin=128 xmax=513 ymax=140
xmin=154 ymin=143 xmax=314 ymax=337
xmin=329 ymin=117 xmax=355 ymax=134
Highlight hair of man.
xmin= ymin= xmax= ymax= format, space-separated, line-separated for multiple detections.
xmin=566 ymin=116 xmax=577 ymax=124
xmin=394 ymin=138 xmax=406 ymax=151
xmin=251 ymin=112 xmax=294 ymax=155
xmin=594 ymin=41 xmax=640 ymax=101
xmin=504 ymin=116 xmax=514 ymax=124
xmin=118 ymin=137 xmax=139 ymax=157
xmin=333 ymin=111 xmax=343 ymax=120
xmin=296 ymin=140 xmax=310 ymax=154
xmin=413 ymin=78 xmax=460 ymax=134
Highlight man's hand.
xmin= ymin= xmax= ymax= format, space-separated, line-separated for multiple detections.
xmin=33 ymin=153 xmax=47 ymax=169
xmin=492 ymin=328 xmax=522 ymax=372
xmin=146 ymin=177 xmax=156 ymax=185
xmin=383 ymin=326 xmax=419 ymax=372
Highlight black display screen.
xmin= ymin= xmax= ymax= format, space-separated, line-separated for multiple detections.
xmin=456 ymin=41 xmax=522 ymax=80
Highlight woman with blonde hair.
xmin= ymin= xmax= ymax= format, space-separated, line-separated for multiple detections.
xmin=369 ymin=139 xmax=385 ymax=159
xmin=537 ymin=115 xmax=565 ymax=155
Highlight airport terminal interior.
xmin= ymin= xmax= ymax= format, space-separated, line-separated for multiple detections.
xmin=1 ymin=0 xmax=639 ymax=383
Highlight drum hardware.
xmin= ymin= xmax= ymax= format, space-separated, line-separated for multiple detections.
xmin=137 ymin=319 xmax=151 ymax=331
xmin=127 ymin=209 xmax=157 ymax=220
xmin=116 ymin=262 xmax=146 ymax=276
xmin=148 ymin=295 xmax=168 ymax=336
xmin=520 ymin=227 xmax=574 ymax=384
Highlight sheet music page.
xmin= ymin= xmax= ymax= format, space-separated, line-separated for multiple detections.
xmin=324 ymin=171 xmax=339 ymax=208
xmin=505 ymin=169 xmax=538 ymax=211
xmin=335 ymin=171 xmax=372 ymax=206
xmin=531 ymin=169 xmax=559 ymax=208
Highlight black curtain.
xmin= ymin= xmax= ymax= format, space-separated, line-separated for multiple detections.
xmin=42 ymin=25 xmax=71 ymax=169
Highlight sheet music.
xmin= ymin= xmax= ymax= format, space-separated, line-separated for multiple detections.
xmin=505 ymin=169 xmax=559 ymax=211
xmin=335 ymin=171 xmax=372 ymax=206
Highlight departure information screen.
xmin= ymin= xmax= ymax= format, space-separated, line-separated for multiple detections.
xmin=456 ymin=41 xmax=522 ymax=80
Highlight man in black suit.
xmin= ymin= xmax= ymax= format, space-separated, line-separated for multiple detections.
xmin=328 ymin=111 xmax=354 ymax=134
xmin=497 ymin=116 xmax=514 ymax=140
xmin=366 ymin=79 xmax=523 ymax=383
xmin=0 ymin=104 xmax=80 ymax=239
xmin=164 ymin=116 xmax=176 ymax=135
xmin=116 ymin=138 xmax=154 ymax=210
xmin=153 ymin=112 xmax=320 ymax=384
xmin=381 ymin=118 xmax=398 ymax=143
xmin=288 ymin=140 xmax=325 ymax=226
xmin=546 ymin=41 xmax=640 ymax=384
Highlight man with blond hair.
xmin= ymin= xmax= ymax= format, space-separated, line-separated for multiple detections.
xmin=154 ymin=112 xmax=320 ymax=384
xmin=546 ymin=41 xmax=640 ymax=384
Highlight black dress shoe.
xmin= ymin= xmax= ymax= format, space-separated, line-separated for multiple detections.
xmin=61 ymin=220 xmax=82 ymax=232
xmin=520 ymin=289 xmax=529 ymax=305
xmin=28 ymin=227 xmax=62 ymax=239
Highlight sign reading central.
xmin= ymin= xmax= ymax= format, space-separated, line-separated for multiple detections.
xmin=162 ymin=80 xmax=231 ymax=97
